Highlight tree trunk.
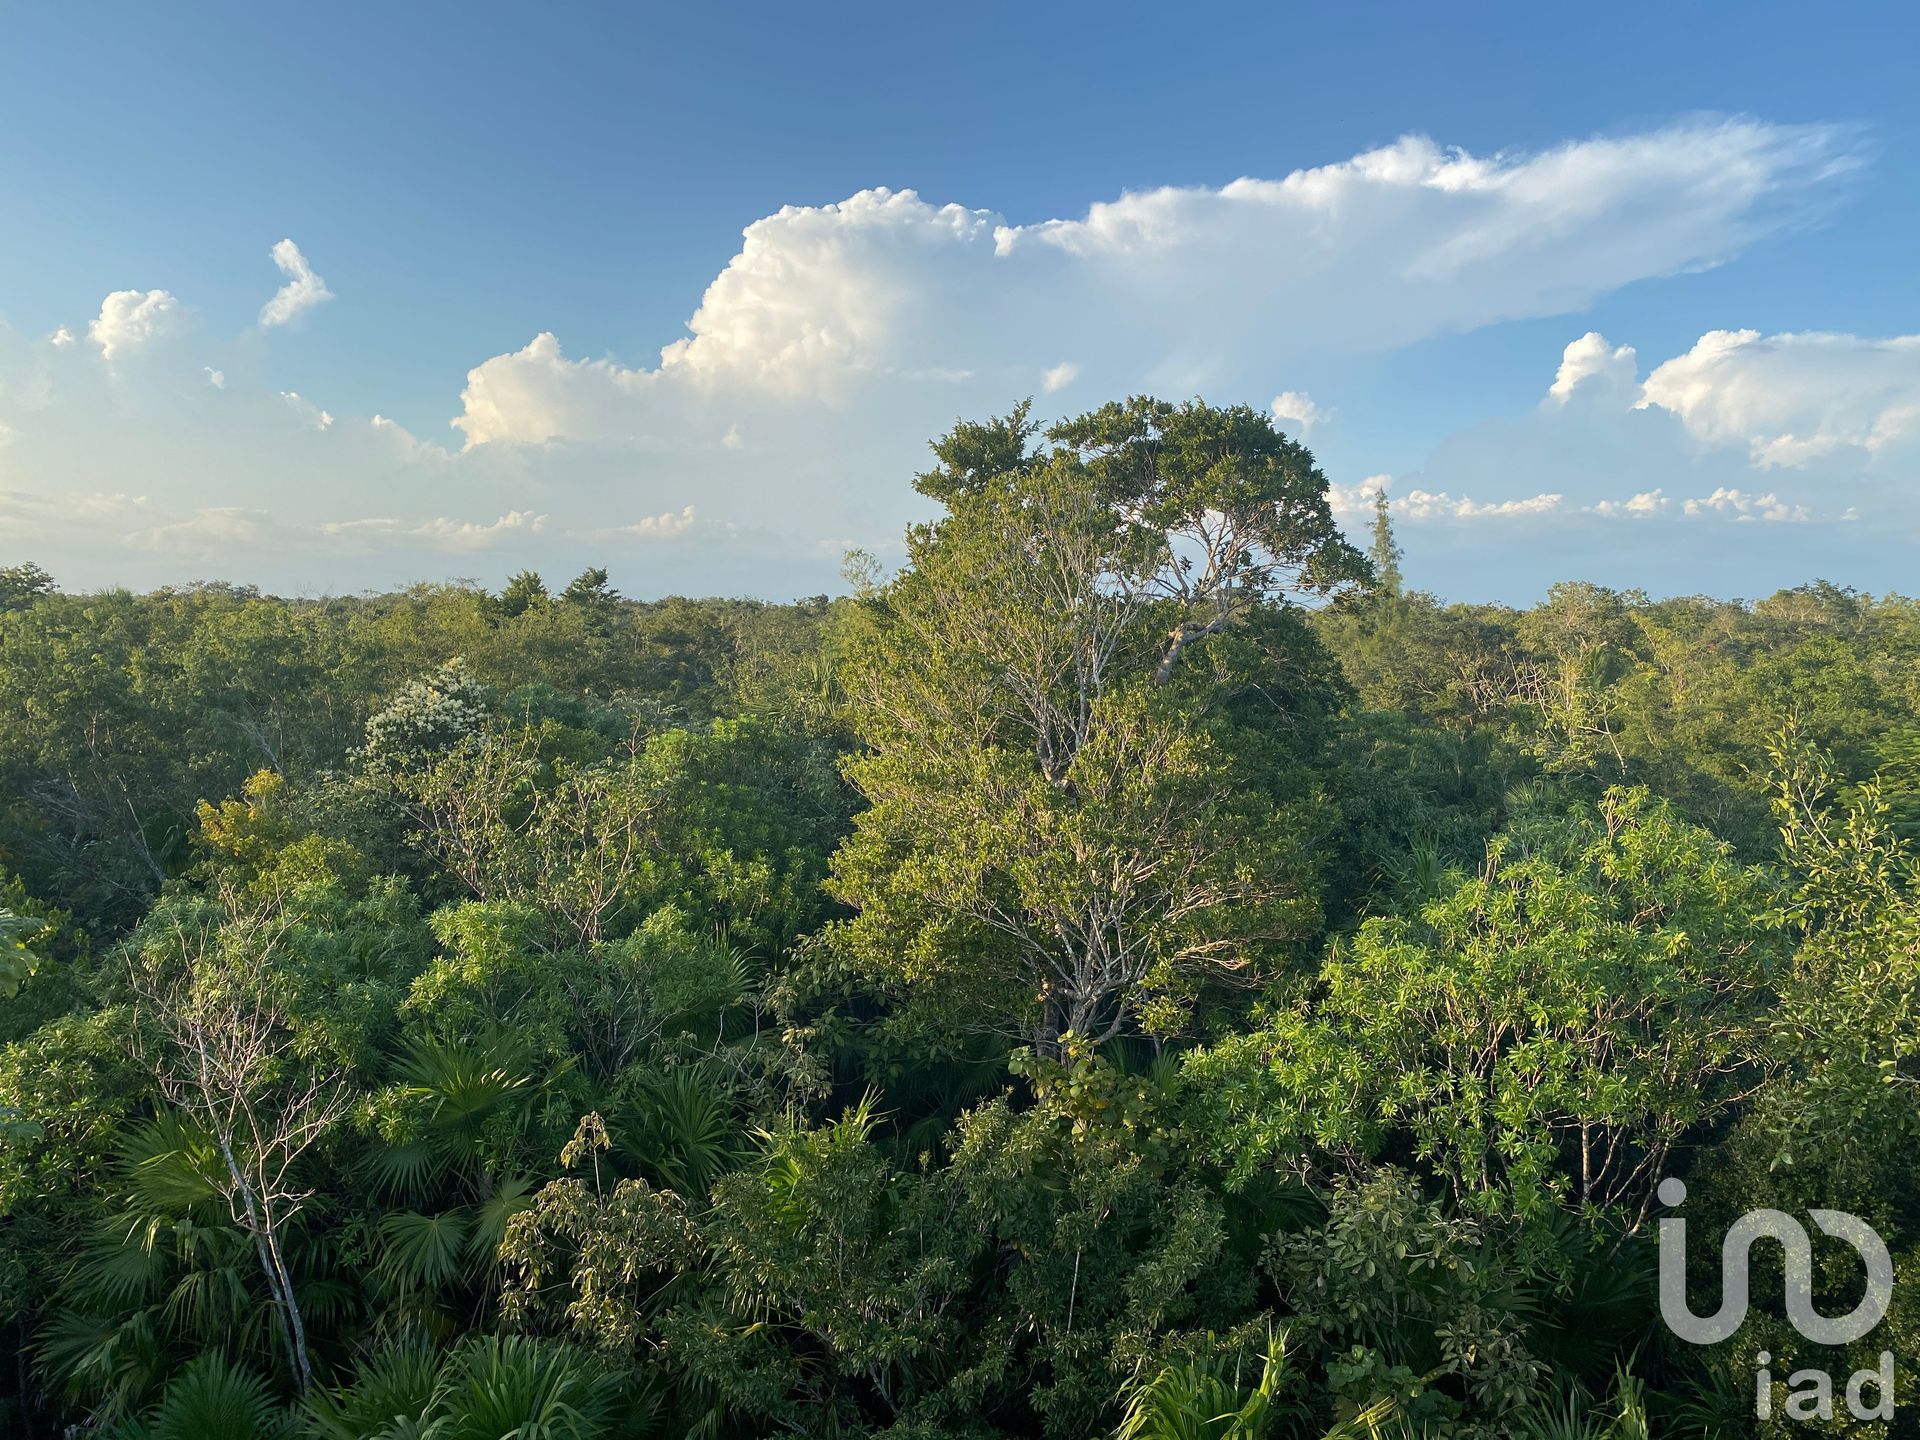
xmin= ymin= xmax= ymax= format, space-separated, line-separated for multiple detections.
xmin=216 ymin=1133 xmax=312 ymax=1393
xmin=261 ymin=1214 xmax=314 ymax=1395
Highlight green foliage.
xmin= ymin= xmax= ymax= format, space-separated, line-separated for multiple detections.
xmin=361 ymin=660 xmax=493 ymax=779
xmin=1365 ymin=489 xmax=1402 ymax=603
xmin=0 ymin=562 xmax=57 ymax=609
xmin=1266 ymin=1170 xmax=1545 ymax=1426
xmin=831 ymin=399 xmax=1356 ymax=1054
xmin=495 ymin=571 xmax=551 ymax=621
xmin=114 ymin=1352 xmax=291 ymax=1440
xmin=304 ymin=1344 xmax=438 ymax=1440
xmin=294 ymin=1336 xmax=626 ymax=1440
xmin=1190 ymin=789 xmax=1783 ymax=1218
xmin=7 ymin=398 xmax=1920 ymax=1438
xmin=411 ymin=1334 xmax=622 ymax=1440
xmin=1114 ymin=1331 xmax=1296 ymax=1440
xmin=0 ymin=905 xmax=45 ymax=999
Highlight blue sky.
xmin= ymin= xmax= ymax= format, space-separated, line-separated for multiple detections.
xmin=3 ymin=1 xmax=1918 ymax=601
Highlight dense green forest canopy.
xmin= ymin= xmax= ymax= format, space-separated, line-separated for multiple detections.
xmin=3 ymin=398 xmax=1919 ymax=1438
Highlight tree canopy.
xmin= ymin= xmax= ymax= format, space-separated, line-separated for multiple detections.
xmin=2 ymin=396 xmax=1917 ymax=1439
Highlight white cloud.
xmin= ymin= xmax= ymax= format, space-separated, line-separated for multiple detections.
xmin=1271 ymin=389 xmax=1331 ymax=434
xmin=1399 ymin=488 xmax=1564 ymax=520
xmin=89 ymin=289 xmax=181 ymax=361
xmin=454 ymin=331 xmax=655 ymax=447
xmin=1348 ymin=321 xmax=1912 ymax=599
xmin=367 ymin=413 xmax=441 ymax=458
xmin=313 ymin=516 xmax=402 ymax=542
xmin=1639 ymin=328 xmax=1920 ymax=465
xmin=280 ymin=391 xmax=334 ymax=430
xmin=258 ymin=239 xmax=334 ymax=328
xmin=657 ymin=186 xmax=996 ymax=395
xmin=607 ymin=505 xmax=701 ymax=538
xmin=453 ymin=118 xmax=1855 ymax=447
xmin=1532 ymin=325 xmax=1920 ymax=475
xmin=410 ymin=510 xmax=546 ymax=552
xmin=1328 ymin=477 xmax=1561 ymax=521
xmin=0 ymin=117 xmax=1894 ymax=601
xmin=103 ymin=502 xmax=552 ymax=560
xmin=1327 ymin=476 xmax=1392 ymax=518
xmin=313 ymin=509 xmax=547 ymax=552
xmin=1326 ymin=485 xmax=1362 ymax=519
xmin=1589 ymin=488 xmax=1669 ymax=518
xmin=205 ymin=367 xmax=226 ymax=389
xmin=1549 ymin=332 xmax=1639 ymax=403
xmin=48 ymin=326 xmax=75 ymax=348
xmin=313 ymin=511 xmax=548 ymax=554
xmin=0 ymin=490 xmax=150 ymax=540
xmin=1041 ymin=362 xmax=1079 ymax=394
xmin=1681 ymin=487 xmax=1810 ymax=522
xmin=598 ymin=505 xmax=739 ymax=543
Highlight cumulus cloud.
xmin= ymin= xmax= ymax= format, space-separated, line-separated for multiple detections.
xmin=1550 ymin=332 xmax=1639 ymax=403
xmin=308 ymin=510 xmax=544 ymax=552
xmin=1533 ymin=325 xmax=1920 ymax=473
xmin=1326 ymin=477 xmax=1391 ymax=518
xmin=106 ymin=503 xmax=552 ymax=562
xmin=1271 ymin=390 xmax=1331 ymax=434
xmin=1353 ymin=320 xmax=1920 ymax=598
xmin=411 ymin=510 xmax=547 ymax=552
xmin=453 ymin=117 xmax=1856 ymax=447
xmin=656 ymin=187 xmax=996 ymax=395
xmin=1639 ymin=329 xmax=1920 ymax=465
xmin=0 ymin=490 xmax=151 ymax=541
xmin=89 ymin=290 xmax=181 ymax=361
xmin=1445 ymin=322 xmax=1920 ymax=507
xmin=1588 ymin=489 xmax=1669 ymax=518
xmin=0 ymin=116 xmax=1896 ymax=601
xmin=1399 ymin=488 xmax=1564 ymax=519
xmin=454 ymin=332 xmax=655 ymax=447
xmin=1326 ymin=477 xmax=1561 ymax=522
xmin=607 ymin=505 xmax=702 ymax=539
xmin=1681 ymin=487 xmax=1810 ymax=521
xmin=258 ymin=239 xmax=334 ymax=328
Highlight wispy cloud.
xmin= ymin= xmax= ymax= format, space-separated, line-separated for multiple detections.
xmin=258 ymin=239 xmax=333 ymax=329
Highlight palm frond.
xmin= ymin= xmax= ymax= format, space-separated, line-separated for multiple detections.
xmin=305 ymin=1344 xmax=438 ymax=1440
xmin=140 ymin=1352 xmax=287 ymax=1440
xmin=420 ymin=1335 xmax=617 ymax=1440
xmin=377 ymin=1209 xmax=475 ymax=1295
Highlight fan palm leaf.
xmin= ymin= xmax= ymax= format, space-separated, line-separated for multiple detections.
xmin=128 ymin=1353 xmax=289 ymax=1440
xmin=420 ymin=1335 xmax=617 ymax=1440
xmin=305 ymin=1344 xmax=439 ymax=1440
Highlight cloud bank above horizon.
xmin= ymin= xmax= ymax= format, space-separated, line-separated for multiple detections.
xmin=2 ymin=114 xmax=1913 ymax=602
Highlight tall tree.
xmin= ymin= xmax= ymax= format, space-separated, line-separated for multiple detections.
xmin=496 ymin=570 xmax=550 ymax=620
xmin=1367 ymin=488 xmax=1403 ymax=600
xmin=0 ymin=564 xmax=55 ymax=611
xmin=831 ymin=399 xmax=1363 ymax=1055
xmin=124 ymin=883 xmax=354 ymax=1394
